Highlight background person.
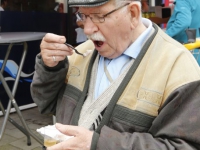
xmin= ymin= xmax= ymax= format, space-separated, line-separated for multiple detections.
xmin=31 ymin=0 xmax=200 ymax=149
xmin=165 ymin=0 xmax=200 ymax=44
xmin=55 ymin=2 xmax=64 ymax=13
xmin=0 ymin=0 xmax=8 ymax=11
xmin=141 ymin=0 xmax=148 ymax=12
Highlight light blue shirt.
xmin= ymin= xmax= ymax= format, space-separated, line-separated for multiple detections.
xmin=94 ymin=18 xmax=153 ymax=99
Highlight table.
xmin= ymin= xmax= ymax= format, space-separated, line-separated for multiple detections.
xmin=0 ymin=32 xmax=46 ymax=146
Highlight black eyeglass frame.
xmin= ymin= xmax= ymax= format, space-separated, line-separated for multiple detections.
xmin=76 ymin=3 xmax=129 ymax=23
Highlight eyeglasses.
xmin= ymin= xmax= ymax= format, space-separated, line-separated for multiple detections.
xmin=76 ymin=3 xmax=129 ymax=23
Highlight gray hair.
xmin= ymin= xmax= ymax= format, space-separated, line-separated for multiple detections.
xmin=114 ymin=0 xmax=141 ymax=7
xmin=113 ymin=0 xmax=142 ymax=18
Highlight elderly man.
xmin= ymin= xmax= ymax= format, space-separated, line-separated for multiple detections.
xmin=31 ymin=0 xmax=200 ymax=149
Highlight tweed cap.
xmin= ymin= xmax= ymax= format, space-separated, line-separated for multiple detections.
xmin=68 ymin=0 xmax=141 ymax=7
xmin=68 ymin=0 xmax=109 ymax=7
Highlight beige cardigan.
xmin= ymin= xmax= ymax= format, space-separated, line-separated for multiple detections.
xmin=66 ymin=27 xmax=200 ymax=117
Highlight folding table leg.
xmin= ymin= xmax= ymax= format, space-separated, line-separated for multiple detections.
xmin=0 ymin=101 xmax=31 ymax=145
xmin=0 ymin=42 xmax=43 ymax=145
xmin=0 ymin=43 xmax=32 ymax=145
xmin=0 ymin=71 xmax=43 ymax=145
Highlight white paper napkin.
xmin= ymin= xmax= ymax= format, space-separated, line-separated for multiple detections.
xmin=37 ymin=125 xmax=73 ymax=142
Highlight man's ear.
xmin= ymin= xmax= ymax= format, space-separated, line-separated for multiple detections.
xmin=128 ymin=3 xmax=140 ymax=29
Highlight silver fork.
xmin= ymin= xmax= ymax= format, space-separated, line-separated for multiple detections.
xmin=65 ymin=43 xmax=85 ymax=57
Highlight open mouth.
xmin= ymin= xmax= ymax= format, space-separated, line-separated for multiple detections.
xmin=94 ymin=41 xmax=104 ymax=47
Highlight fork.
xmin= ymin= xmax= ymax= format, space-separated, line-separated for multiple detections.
xmin=65 ymin=43 xmax=85 ymax=57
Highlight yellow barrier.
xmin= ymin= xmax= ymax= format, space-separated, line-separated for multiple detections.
xmin=184 ymin=38 xmax=200 ymax=50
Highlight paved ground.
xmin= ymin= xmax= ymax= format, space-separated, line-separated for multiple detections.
xmin=0 ymin=107 xmax=53 ymax=150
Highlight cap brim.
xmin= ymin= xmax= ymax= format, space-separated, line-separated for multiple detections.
xmin=68 ymin=0 xmax=108 ymax=7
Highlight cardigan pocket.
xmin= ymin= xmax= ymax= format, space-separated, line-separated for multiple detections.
xmin=56 ymin=84 xmax=82 ymax=124
xmin=56 ymin=95 xmax=78 ymax=124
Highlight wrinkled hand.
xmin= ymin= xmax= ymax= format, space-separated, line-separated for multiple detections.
xmin=47 ymin=123 xmax=93 ymax=150
xmin=40 ymin=33 xmax=73 ymax=67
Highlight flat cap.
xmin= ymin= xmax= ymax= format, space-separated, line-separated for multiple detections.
xmin=68 ymin=0 xmax=110 ymax=7
xmin=68 ymin=0 xmax=141 ymax=7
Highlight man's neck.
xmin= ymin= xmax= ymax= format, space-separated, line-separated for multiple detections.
xmin=131 ymin=22 xmax=147 ymax=43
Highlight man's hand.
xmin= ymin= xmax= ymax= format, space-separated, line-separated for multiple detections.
xmin=40 ymin=33 xmax=73 ymax=67
xmin=47 ymin=123 xmax=94 ymax=150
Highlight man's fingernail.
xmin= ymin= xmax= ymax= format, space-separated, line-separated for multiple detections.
xmin=60 ymin=38 xmax=65 ymax=43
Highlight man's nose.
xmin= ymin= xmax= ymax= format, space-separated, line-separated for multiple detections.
xmin=83 ymin=17 xmax=98 ymax=35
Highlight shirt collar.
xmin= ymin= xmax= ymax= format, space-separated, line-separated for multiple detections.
xmin=124 ymin=18 xmax=153 ymax=59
